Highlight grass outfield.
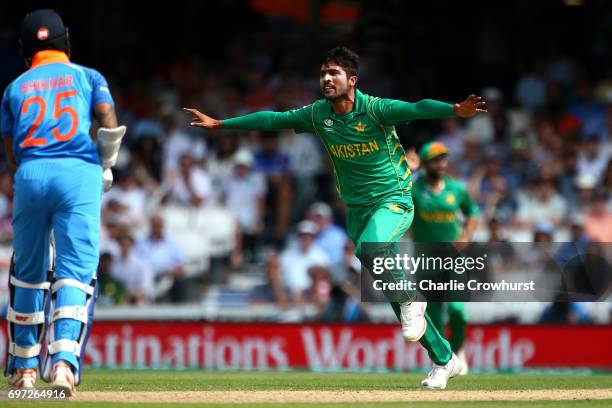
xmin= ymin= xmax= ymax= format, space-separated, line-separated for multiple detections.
xmin=1 ymin=371 xmax=611 ymax=407
xmin=74 ymin=370 xmax=612 ymax=391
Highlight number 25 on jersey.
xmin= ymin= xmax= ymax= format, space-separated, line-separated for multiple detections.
xmin=21 ymin=90 xmax=79 ymax=148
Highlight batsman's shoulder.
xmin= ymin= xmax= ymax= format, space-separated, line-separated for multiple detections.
xmin=72 ymin=64 xmax=109 ymax=85
xmin=2 ymin=81 xmax=14 ymax=101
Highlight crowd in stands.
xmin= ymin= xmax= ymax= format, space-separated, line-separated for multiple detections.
xmin=1 ymin=5 xmax=611 ymax=325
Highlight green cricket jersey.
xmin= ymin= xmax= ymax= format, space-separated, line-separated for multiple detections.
xmin=411 ymin=175 xmax=480 ymax=242
xmin=222 ymin=89 xmax=455 ymax=206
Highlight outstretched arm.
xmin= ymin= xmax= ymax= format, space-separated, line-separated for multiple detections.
xmin=374 ymin=94 xmax=486 ymax=126
xmin=183 ymin=106 xmax=313 ymax=133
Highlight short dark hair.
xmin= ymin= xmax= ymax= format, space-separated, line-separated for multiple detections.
xmin=322 ymin=46 xmax=360 ymax=77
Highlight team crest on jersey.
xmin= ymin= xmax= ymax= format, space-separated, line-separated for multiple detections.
xmin=37 ymin=27 xmax=49 ymax=41
xmin=324 ymin=118 xmax=333 ymax=127
xmin=445 ymin=193 xmax=456 ymax=205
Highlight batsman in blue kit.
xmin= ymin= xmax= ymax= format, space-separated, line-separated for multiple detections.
xmin=1 ymin=10 xmax=125 ymax=395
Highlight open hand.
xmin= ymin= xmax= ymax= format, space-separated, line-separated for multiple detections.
xmin=183 ymin=108 xmax=222 ymax=129
xmin=454 ymin=95 xmax=487 ymax=118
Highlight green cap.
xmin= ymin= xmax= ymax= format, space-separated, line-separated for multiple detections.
xmin=419 ymin=141 xmax=450 ymax=162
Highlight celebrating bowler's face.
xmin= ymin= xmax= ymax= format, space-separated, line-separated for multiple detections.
xmin=320 ymin=63 xmax=355 ymax=100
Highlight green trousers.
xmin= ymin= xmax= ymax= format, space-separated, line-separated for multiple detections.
xmin=427 ymin=302 xmax=468 ymax=353
xmin=347 ymin=196 xmax=452 ymax=366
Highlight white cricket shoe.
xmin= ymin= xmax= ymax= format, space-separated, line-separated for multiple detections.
xmin=51 ymin=361 xmax=75 ymax=397
xmin=400 ymin=301 xmax=427 ymax=342
xmin=8 ymin=368 xmax=37 ymax=389
xmin=457 ymin=348 xmax=469 ymax=375
xmin=421 ymin=353 xmax=463 ymax=390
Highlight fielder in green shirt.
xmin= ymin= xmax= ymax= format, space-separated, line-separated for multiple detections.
xmin=185 ymin=46 xmax=486 ymax=389
xmin=411 ymin=141 xmax=480 ymax=375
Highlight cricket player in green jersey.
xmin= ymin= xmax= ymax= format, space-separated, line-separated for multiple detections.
xmin=411 ymin=141 xmax=480 ymax=376
xmin=184 ymin=46 xmax=486 ymax=389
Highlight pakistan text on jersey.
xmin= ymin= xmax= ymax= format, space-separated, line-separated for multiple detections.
xmin=417 ymin=211 xmax=457 ymax=222
xmin=328 ymin=140 xmax=380 ymax=159
xmin=21 ymin=75 xmax=74 ymax=94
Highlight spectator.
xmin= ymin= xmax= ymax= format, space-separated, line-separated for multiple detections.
xmin=558 ymin=150 xmax=580 ymax=204
xmin=542 ymin=80 xmax=566 ymax=121
xmin=110 ymin=234 xmax=154 ymax=305
xmin=569 ymin=173 xmax=597 ymax=215
xmin=103 ymin=169 xmax=149 ymax=229
xmin=480 ymin=175 xmax=517 ymax=224
xmin=583 ymin=192 xmax=612 ymax=243
xmin=532 ymin=117 xmax=563 ymax=165
xmin=316 ymin=284 xmax=369 ymax=322
xmin=514 ymin=60 xmax=547 ymax=112
xmin=577 ymin=134 xmax=610 ymax=183
xmin=545 ymin=51 xmax=574 ymax=88
xmin=317 ymin=240 xmax=368 ymax=322
xmin=455 ymin=137 xmax=481 ymax=182
xmin=279 ymin=220 xmax=330 ymax=304
xmin=102 ymin=198 xmax=139 ymax=233
xmin=308 ymin=202 xmax=347 ymax=265
xmin=470 ymin=151 xmax=518 ymax=208
xmin=136 ymin=214 xmax=188 ymax=302
xmin=540 ymin=295 xmax=591 ymax=324
xmin=249 ymin=252 xmax=289 ymax=309
xmin=129 ymin=133 xmax=163 ymax=181
xmin=309 ymin=265 xmax=333 ymax=309
xmin=166 ymin=152 xmax=213 ymax=207
xmin=255 ymin=131 xmax=292 ymax=244
xmin=222 ymin=149 xmax=267 ymax=263
xmin=555 ymin=214 xmax=591 ymax=266
xmin=533 ymin=221 xmax=554 ymax=243
xmin=514 ymin=175 xmax=567 ymax=229
xmin=569 ymin=80 xmax=607 ymax=139
xmin=255 ymin=132 xmax=291 ymax=177
xmin=482 ymin=218 xmax=515 ymax=280
xmin=279 ymin=130 xmax=325 ymax=221
xmin=506 ymin=134 xmax=538 ymax=187
xmin=207 ymin=132 xmax=240 ymax=190
xmin=466 ymin=87 xmax=509 ymax=144
xmin=487 ymin=217 xmax=505 ymax=244
xmin=329 ymin=240 xmax=361 ymax=285
xmin=435 ymin=118 xmax=466 ymax=164
xmin=161 ymin=112 xmax=207 ymax=177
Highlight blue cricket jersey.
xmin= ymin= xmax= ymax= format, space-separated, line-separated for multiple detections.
xmin=1 ymin=50 xmax=114 ymax=165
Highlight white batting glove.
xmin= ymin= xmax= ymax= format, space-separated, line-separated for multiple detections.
xmin=97 ymin=126 xmax=126 ymax=169
xmin=103 ymin=168 xmax=114 ymax=192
